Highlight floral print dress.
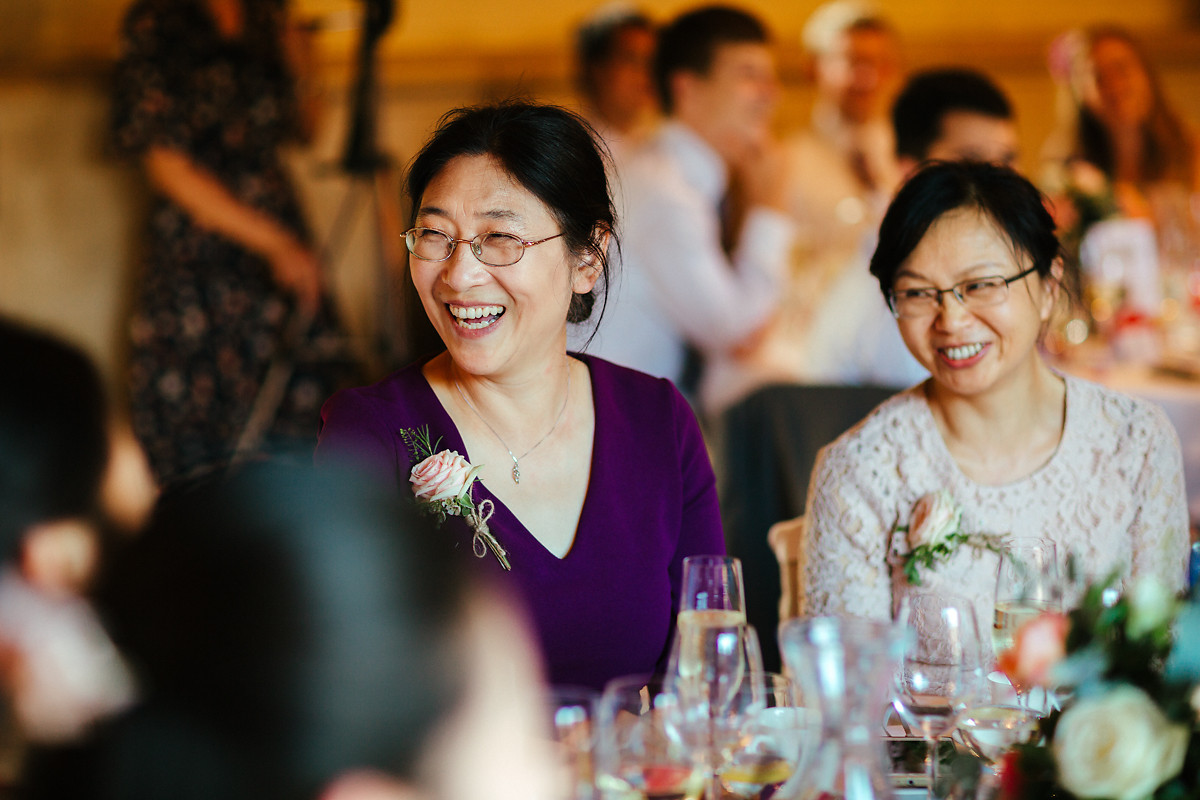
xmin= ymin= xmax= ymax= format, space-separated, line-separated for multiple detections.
xmin=112 ymin=0 xmax=356 ymax=485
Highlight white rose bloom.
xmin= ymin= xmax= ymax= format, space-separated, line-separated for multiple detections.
xmin=907 ymin=490 xmax=961 ymax=550
xmin=1054 ymin=685 xmax=1188 ymax=800
xmin=1127 ymin=578 xmax=1177 ymax=639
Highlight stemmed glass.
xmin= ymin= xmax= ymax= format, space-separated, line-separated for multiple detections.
xmin=548 ymin=686 xmax=600 ymax=800
xmin=893 ymin=592 xmax=984 ymax=800
xmin=716 ymin=673 xmax=809 ymax=800
xmin=678 ymin=555 xmax=746 ymax=629
xmin=666 ymin=620 xmax=764 ymax=800
xmin=594 ymin=675 xmax=704 ymax=800
xmin=957 ymin=703 xmax=1043 ymax=793
xmin=992 ymin=537 xmax=1061 ymax=709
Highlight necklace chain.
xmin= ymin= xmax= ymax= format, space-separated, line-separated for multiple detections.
xmin=454 ymin=364 xmax=572 ymax=485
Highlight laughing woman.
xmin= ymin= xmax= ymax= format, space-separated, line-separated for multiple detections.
xmin=315 ymin=103 xmax=725 ymax=690
xmin=801 ymin=161 xmax=1188 ymax=645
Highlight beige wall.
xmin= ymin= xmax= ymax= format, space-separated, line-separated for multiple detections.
xmin=2 ymin=0 xmax=1199 ymax=398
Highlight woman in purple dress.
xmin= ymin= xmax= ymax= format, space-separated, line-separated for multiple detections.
xmin=316 ymin=103 xmax=725 ymax=690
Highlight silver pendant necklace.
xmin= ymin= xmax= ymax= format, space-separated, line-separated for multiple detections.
xmin=454 ymin=364 xmax=572 ymax=485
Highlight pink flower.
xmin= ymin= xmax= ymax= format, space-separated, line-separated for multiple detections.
xmin=907 ymin=491 xmax=961 ymax=550
xmin=410 ymin=450 xmax=477 ymax=504
xmin=996 ymin=611 xmax=1069 ymax=689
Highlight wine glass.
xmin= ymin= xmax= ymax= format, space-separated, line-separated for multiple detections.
xmin=893 ymin=592 xmax=984 ymax=800
xmin=594 ymin=674 xmax=704 ymax=800
xmin=548 ymin=686 xmax=600 ymax=800
xmin=993 ymin=537 xmax=1061 ymax=708
xmin=666 ymin=621 xmax=764 ymax=800
xmin=957 ymin=703 xmax=1043 ymax=792
xmin=716 ymin=673 xmax=810 ymax=800
xmin=678 ymin=555 xmax=746 ymax=630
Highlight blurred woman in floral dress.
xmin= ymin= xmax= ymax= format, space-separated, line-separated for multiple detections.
xmin=112 ymin=0 xmax=356 ymax=486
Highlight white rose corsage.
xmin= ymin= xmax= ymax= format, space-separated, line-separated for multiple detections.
xmin=400 ymin=426 xmax=511 ymax=570
xmin=889 ymin=490 xmax=1002 ymax=586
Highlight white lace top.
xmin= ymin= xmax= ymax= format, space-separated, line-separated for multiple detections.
xmin=802 ymin=374 xmax=1189 ymax=652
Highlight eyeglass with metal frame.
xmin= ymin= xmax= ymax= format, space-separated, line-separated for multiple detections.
xmin=404 ymin=227 xmax=564 ymax=267
xmin=887 ymin=265 xmax=1040 ymax=319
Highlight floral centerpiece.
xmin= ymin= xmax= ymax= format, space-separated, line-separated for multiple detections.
xmin=400 ymin=426 xmax=511 ymax=570
xmin=998 ymin=576 xmax=1200 ymax=800
xmin=889 ymin=491 xmax=1004 ymax=586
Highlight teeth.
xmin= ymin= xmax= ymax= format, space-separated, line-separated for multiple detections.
xmin=447 ymin=304 xmax=504 ymax=329
xmin=943 ymin=343 xmax=984 ymax=361
xmin=449 ymin=304 xmax=505 ymax=320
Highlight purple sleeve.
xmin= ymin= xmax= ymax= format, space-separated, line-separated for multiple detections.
xmin=660 ymin=385 xmax=726 ymax=666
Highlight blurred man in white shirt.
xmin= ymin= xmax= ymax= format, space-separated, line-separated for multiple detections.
xmin=577 ymin=5 xmax=794 ymax=396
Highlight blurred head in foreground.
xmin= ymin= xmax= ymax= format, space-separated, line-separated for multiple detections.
xmin=25 ymin=462 xmax=553 ymax=800
xmin=0 ymin=317 xmax=153 ymax=744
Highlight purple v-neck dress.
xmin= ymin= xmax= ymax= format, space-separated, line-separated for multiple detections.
xmin=315 ymin=354 xmax=726 ymax=690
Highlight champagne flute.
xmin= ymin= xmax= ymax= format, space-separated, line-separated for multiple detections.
xmin=595 ymin=675 xmax=704 ymax=800
xmin=894 ymin=592 xmax=983 ymax=800
xmin=666 ymin=621 xmax=764 ymax=800
xmin=717 ymin=673 xmax=809 ymax=800
xmin=993 ymin=537 xmax=1061 ymax=708
xmin=677 ymin=555 xmax=746 ymax=631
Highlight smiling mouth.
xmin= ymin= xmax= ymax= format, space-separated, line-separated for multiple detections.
xmin=940 ymin=343 xmax=985 ymax=361
xmin=447 ymin=304 xmax=505 ymax=330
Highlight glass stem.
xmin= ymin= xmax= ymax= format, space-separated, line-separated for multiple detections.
xmin=927 ymin=734 xmax=940 ymax=800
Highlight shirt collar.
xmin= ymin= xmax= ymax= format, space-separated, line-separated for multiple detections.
xmin=659 ymin=121 xmax=729 ymax=206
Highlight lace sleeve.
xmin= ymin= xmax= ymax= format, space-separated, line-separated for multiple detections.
xmin=802 ymin=435 xmax=898 ymax=621
xmin=1128 ymin=405 xmax=1190 ymax=590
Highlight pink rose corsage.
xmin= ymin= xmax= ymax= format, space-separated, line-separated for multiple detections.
xmin=888 ymin=490 xmax=1002 ymax=586
xmin=401 ymin=426 xmax=510 ymax=570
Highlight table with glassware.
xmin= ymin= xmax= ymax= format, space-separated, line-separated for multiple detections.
xmin=552 ymin=549 xmax=1073 ymax=800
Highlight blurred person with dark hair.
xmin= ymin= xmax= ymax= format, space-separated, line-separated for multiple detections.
xmin=700 ymin=0 xmax=901 ymax=413
xmin=800 ymin=161 xmax=1187 ymax=640
xmin=575 ymin=3 xmax=659 ymax=161
xmin=0 ymin=317 xmax=154 ymax=754
xmin=582 ymin=5 xmax=793 ymax=401
xmin=111 ymin=0 xmax=358 ymax=487
xmin=22 ymin=462 xmax=556 ymax=800
xmin=1045 ymin=26 xmax=1199 ymax=204
xmin=317 ymin=102 xmax=725 ymax=692
xmin=802 ymin=67 xmax=1021 ymax=387
xmin=893 ymin=68 xmax=1018 ymax=172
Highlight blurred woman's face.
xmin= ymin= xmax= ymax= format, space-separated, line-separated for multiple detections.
xmin=1086 ymin=35 xmax=1153 ymax=127
xmin=893 ymin=207 xmax=1056 ymax=400
xmin=592 ymin=26 xmax=657 ymax=124
xmin=409 ymin=154 xmax=598 ymax=381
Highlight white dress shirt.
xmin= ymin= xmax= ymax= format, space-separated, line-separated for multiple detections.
xmin=576 ymin=122 xmax=795 ymax=388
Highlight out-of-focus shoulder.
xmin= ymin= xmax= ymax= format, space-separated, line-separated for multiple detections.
xmin=821 ymin=385 xmax=926 ymax=458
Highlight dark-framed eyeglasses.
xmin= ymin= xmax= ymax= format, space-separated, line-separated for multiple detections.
xmin=404 ymin=227 xmax=564 ymax=267
xmin=887 ymin=265 xmax=1040 ymax=319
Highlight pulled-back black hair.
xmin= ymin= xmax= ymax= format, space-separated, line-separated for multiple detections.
xmin=653 ymin=5 xmax=769 ymax=114
xmin=406 ymin=101 xmax=616 ymax=327
xmin=870 ymin=161 xmax=1076 ymax=302
xmin=892 ymin=68 xmax=1014 ymax=161
xmin=0 ymin=317 xmax=109 ymax=558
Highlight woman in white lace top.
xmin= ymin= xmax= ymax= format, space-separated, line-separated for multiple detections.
xmin=802 ymin=161 xmax=1189 ymax=648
